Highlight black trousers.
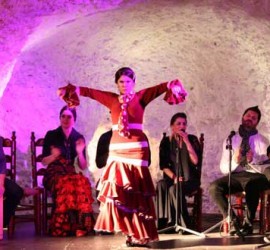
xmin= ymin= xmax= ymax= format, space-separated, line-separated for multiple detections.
xmin=209 ymin=171 xmax=269 ymax=224
xmin=263 ymin=166 xmax=270 ymax=181
xmin=4 ymin=178 xmax=24 ymax=227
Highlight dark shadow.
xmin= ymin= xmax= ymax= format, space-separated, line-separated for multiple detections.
xmin=149 ymin=236 xmax=266 ymax=249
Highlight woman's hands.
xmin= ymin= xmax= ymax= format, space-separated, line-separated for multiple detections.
xmin=41 ymin=146 xmax=61 ymax=166
xmin=76 ymin=138 xmax=86 ymax=155
xmin=175 ymin=130 xmax=189 ymax=145
xmin=174 ymin=132 xmax=199 ymax=165
xmin=174 ymin=176 xmax=184 ymax=183
xmin=76 ymin=138 xmax=87 ymax=170
xmin=51 ymin=146 xmax=61 ymax=160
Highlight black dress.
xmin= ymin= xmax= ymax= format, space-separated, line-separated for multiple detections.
xmin=156 ymin=134 xmax=202 ymax=229
xmin=42 ymin=126 xmax=94 ymax=236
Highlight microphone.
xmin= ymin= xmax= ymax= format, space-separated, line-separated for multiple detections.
xmin=175 ymin=134 xmax=181 ymax=143
xmin=227 ymin=130 xmax=236 ymax=141
xmin=176 ymin=130 xmax=184 ymax=149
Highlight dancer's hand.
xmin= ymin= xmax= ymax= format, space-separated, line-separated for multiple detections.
xmin=57 ymin=87 xmax=66 ymax=99
xmin=168 ymin=79 xmax=187 ymax=98
xmin=57 ymin=83 xmax=80 ymax=107
xmin=165 ymin=79 xmax=187 ymax=105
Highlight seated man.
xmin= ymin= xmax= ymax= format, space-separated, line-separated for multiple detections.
xmin=0 ymin=136 xmax=38 ymax=229
xmin=156 ymin=112 xmax=202 ymax=230
xmin=209 ymin=106 xmax=269 ymax=236
xmin=262 ymin=145 xmax=270 ymax=244
xmin=263 ymin=145 xmax=270 ymax=181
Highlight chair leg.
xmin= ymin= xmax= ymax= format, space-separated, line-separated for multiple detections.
xmin=34 ymin=189 xmax=42 ymax=235
xmin=259 ymin=192 xmax=265 ymax=235
xmin=197 ymin=189 xmax=202 ymax=232
xmin=266 ymin=193 xmax=270 ymax=233
xmin=259 ymin=190 xmax=270 ymax=235
xmin=42 ymin=189 xmax=48 ymax=234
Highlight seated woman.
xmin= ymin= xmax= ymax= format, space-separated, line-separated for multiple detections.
xmin=156 ymin=112 xmax=202 ymax=231
xmin=42 ymin=106 xmax=94 ymax=237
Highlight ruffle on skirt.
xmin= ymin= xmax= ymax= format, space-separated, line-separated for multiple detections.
xmin=94 ymin=161 xmax=158 ymax=242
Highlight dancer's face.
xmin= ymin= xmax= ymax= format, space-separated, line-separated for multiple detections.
xmin=60 ymin=109 xmax=75 ymax=129
xmin=242 ymin=110 xmax=259 ymax=130
xmin=171 ymin=117 xmax=187 ymax=135
xmin=116 ymin=75 xmax=135 ymax=95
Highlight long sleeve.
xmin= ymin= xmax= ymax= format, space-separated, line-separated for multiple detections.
xmin=220 ymin=135 xmax=241 ymax=175
xmin=138 ymin=82 xmax=168 ymax=107
xmin=250 ymin=133 xmax=269 ymax=164
xmin=79 ymin=87 xmax=117 ymax=109
xmin=42 ymin=131 xmax=54 ymax=158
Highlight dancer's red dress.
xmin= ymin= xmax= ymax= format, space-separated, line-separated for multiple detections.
xmin=79 ymin=82 xmax=175 ymax=243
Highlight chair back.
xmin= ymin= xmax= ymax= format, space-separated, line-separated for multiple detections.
xmin=199 ymin=133 xmax=204 ymax=155
xmin=31 ymin=132 xmax=52 ymax=234
xmin=198 ymin=133 xmax=204 ymax=180
xmin=1 ymin=131 xmax=16 ymax=182
xmin=31 ymin=132 xmax=45 ymax=187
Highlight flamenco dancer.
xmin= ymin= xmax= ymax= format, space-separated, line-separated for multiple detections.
xmin=57 ymin=67 xmax=187 ymax=247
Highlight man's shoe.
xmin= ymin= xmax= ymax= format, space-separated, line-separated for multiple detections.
xmin=264 ymin=235 xmax=270 ymax=243
xmin=230 ymin=218 xmax=242 ymax=236
xmin=229 ymin=224 xmax=237 ymax=236
xmin=239 ymin=223 xmax=253 ymax=236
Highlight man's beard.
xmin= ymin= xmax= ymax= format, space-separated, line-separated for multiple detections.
xmin=242 ymin=119 xmax=255 ymax=130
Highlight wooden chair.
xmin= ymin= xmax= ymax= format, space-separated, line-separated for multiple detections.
xmin=0 ymin=192 xmax=2 ymax=240
xmin=259 ymin=189 xmax=270 ymax=234
xmin=2 ymin=131 xmax=42 ymax=238
xmin=2 ymin=132 xmax=16 ymax=182
xmin=156 ymin=133 xmax=204 ymax=232
xmin=186 ymin=133 xmax=204 ymax=232
xmin=30 ymin=132 xmax=53 ymax=235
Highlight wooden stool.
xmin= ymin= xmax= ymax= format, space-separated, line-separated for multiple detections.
xmin=259 ymin=189 xmax=270 ymax=234
xmin=223 ymin=192 xmax=246 ymax=233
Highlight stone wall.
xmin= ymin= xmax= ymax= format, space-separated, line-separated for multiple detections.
xmin=1 ymin=0 xmax=270 ymax=213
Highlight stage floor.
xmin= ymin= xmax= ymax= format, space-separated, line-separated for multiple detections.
xmin=1 ymin=214 xmax=269 ymax=250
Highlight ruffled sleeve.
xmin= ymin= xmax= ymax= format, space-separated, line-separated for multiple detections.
xmin=58 ymin=83 xmax=80 ymax=107
xmin=164 ymin=79 xmax=187 ymax=105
